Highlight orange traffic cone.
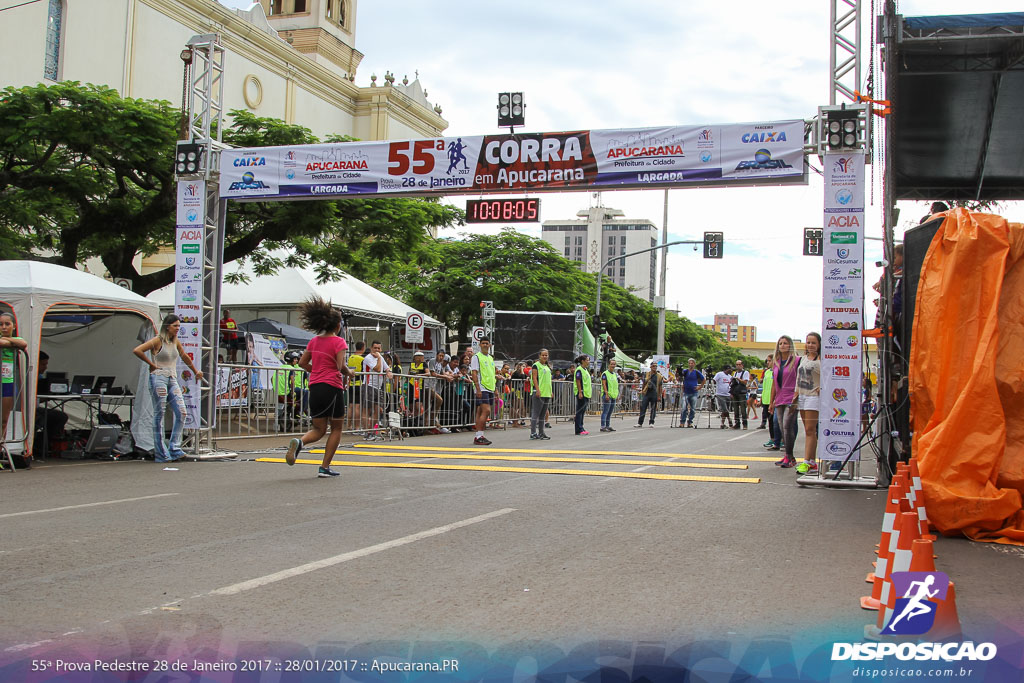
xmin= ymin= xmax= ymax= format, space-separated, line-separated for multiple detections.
xmin=908 ymin=458 xmax=937 ymax=541
xmin=931 ymin=581 xmax=962 ymax=641
xmin=909 ymin=538 xmax=935 ymax=572
xmin=874 ymin=474 xmax=907 ymax=552
xmin=876 ymin=511 xmax=921 ymax=631
xmin=861 ymin=480 xmax=904 ymax=610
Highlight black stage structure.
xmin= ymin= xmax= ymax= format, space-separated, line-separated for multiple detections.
xmin=878 ymin=6 xmax=1024 ymax=475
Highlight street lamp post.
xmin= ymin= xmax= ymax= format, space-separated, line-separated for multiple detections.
xmin=594 ymin=238 xmax=706 ymax=351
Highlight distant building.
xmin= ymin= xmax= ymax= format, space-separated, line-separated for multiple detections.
xmin=2 ymin=0 xmax=450 ymax=279
xmin=1 ymin=0 xmax=446 ymax=142
xmin=703 ymin=314 xmax=757 ymax=343
xmin=541 ymin=206 xmax=659 ymax=302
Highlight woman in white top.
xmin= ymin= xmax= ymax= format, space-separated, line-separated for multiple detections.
xmin=796 ymin=332 xmax=822 ymax=475
xmin=133 ymin=315 xmax=203 ymax=462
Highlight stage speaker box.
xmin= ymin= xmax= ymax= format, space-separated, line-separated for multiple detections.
xmin=902 ymin=216 xmax=944 ymax=358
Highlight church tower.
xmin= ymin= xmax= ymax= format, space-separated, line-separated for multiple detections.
xmin=258 ymin=0 xmax=363 ymax=79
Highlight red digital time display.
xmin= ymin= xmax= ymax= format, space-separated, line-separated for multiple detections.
xmin=465 ymin=198 xmax=541 ymax=223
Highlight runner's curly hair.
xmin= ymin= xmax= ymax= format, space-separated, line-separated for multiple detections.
xmin=298 ymin=296 xmax=341 ymax=334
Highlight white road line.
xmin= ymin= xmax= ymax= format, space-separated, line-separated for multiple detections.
xmin=726 ymin=430 xmax=757 ymax=442
xmin=0 ymin=493 xmax=180 ymax=519
xmin=209 ymin=507 xmax=517 ymax=597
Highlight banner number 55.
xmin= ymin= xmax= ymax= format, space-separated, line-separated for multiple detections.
xmin=388 ymin=140 xmax=444 ymax=175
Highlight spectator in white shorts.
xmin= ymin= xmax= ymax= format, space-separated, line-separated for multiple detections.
xmin=796 ymin=332 xmax=822 ymax=475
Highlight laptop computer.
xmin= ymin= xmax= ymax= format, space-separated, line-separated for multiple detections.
xmin=93 ymin=376 xmax=116 ymax=394
xmin=71 ymin=375 xmax=95 ymax=395
xmin=84 ymin=425 xmax=120 ymax=454
xmin=41 ymin=371 xmax=68 ymax=395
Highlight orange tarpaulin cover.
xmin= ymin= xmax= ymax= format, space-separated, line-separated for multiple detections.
xmin=910 ymin=209 xmax=1024 ymax=545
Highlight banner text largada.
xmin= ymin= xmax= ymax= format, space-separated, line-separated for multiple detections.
xmin=219 ymin=121 xmax=806 ymax=201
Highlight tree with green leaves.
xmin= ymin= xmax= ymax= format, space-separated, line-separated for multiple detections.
xmin=364 ymin=228 xmax=760 ymax=367
xmin=0 ymin=82 xmax=463 ymax=294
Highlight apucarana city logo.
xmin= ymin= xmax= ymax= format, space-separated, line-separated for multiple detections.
xmin=832 ymin=571 xmax=997 ymax=662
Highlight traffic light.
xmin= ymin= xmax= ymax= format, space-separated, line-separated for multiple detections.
xmin=175 ymin=141 xmax=204 ymax=175
xmin=703 ymin=231 xmax=723 ymax=259
xmin=497 ymin=92 xmax=525 ymax=128
xmin=803 ymin=228 xmax=823 ymax=256
xmin=822 ymin=106 xmax=862 ymax=151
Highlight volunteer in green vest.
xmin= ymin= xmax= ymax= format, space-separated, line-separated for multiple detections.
xmin=760 ymin=353 xmax=777 ymax=447
xmin=470 ymin=337 xmax=496 ymax=446
xmin=573 ymin=354 xmax=592 ymax=435
xmin=1 ymin=311 xmax=28 ymax=453
xmin=599 ymin=358 xmax=619 ymax=432
xmin=347 ymin=340 xmax=365 ymax=428
xmin=529 ymin=348 xmax=553 ymax=441
xmin=275 ymin=352 xmax=301 ymax=431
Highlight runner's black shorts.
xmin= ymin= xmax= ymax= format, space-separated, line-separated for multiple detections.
xmin=309 ymin=383 xmax=346 ymax=419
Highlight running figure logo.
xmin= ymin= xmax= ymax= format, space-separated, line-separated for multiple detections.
xmin=447 ymin=138 xmax=469 ymax=175
xmin=882 ymin=571 xmax=950 ymax=635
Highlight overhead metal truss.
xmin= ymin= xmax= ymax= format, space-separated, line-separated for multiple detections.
xmin=830 ymin=0 xmax=863 ymax=105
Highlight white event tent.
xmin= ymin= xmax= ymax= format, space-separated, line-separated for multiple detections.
xmin=0 ymin=261 xmax=161 ymax=456
xmin=147 ymin=263 xmax=444 ymax=353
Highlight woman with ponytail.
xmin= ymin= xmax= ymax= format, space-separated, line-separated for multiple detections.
xmin=284 ymin=297 xmax=351 ymax=478
xmin=768 ymin=335 xmax=800 ymax=468
xmin=132 ymin=314 xmax=203 ymax=462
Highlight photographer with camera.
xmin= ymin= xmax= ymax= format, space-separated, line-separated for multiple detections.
xmin=730 ymin=360 xmax=750 ymax=429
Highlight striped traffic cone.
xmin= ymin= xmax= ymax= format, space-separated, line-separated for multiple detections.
xmin=870 ymin=474 xmax=909 ymax=571
xmin=876 ymin=511 xmax=922 ymax=632
xmin=908 ymin=458 xmax=937 ymax=541
xmin=931 ymin=581 xmax=963 ymax=641
xmin=861 ymin=479 xmax=905 ymax=610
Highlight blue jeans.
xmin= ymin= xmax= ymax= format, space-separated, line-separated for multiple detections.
xmin=601 ymin=396 xmax=616 ymax=427
xmin=150 ymin=372 xmax=186 ymax=461
xmin=681 ymin=392 xmax=698 ymax=425
xmin=773 ymin=404 xmax=799 ymax=456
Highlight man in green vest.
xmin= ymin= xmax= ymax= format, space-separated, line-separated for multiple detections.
xmin=573 ymin=354 xmax=592 ymax=435
xmin=760 ymin=353 xmax=777 ymax=447
xmin=530 ymin=348 xmax=553 ymax=440
xmin=470 ymin=337 xmax=496 ymax=446
xmin=600 ymin=358 xmax=619 ymax=432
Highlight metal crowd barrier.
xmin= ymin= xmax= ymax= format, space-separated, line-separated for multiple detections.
xmin=212 ymin=368 xmax=650 ymax=441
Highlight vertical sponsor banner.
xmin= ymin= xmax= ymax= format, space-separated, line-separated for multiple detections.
xmin=820 ymin=154 xmax=865 ymax=461
xmin=175 ymin=180 xmax=205 ymax=429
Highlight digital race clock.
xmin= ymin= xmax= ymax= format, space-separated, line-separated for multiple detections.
xmin=465 ymin=198 xmax=541 ymax=223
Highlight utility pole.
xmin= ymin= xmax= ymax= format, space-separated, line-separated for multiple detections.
xmin=656 ymin=189 xmax=669 ymax=355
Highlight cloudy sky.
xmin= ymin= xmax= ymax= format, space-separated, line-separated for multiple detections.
xmin=226 ymin=0 xmax=1022 ymax=343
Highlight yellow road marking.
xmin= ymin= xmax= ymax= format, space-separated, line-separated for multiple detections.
xmin=350 ymin=443 xmax=777 ymax=463
xmin=302 ymin=449 xmax=747 ymax=470
xmin=256 ymin=458 xmax=760 ymax=484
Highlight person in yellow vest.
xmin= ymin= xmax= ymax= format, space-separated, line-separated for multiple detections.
xmin=275 ymin=352 xmax=301 ymax=431
xmin=600 ymin=358 xmax=619 ymax=432
xmin=347 ymin=340 xmax=365 ymax=429
xmin=470 ymin=337 xmax=496 ymax=446
xmin=408 ymin=350 xmax=428 ymax=432
xmin=529 ymin=348 xmax=552 ymax=440
xmin=573 ymin=354 xmax=592 ymax=435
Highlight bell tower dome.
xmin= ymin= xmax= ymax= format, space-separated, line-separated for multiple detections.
xmin=258 ymin=0 xmax=363 ymax=79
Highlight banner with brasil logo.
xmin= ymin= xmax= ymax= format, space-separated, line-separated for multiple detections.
xmin=819 ymin=153 xmax=865 ymax=462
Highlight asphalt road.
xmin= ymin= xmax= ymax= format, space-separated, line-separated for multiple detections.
xmin=2 ymin=415 xmax=1022 ymax=673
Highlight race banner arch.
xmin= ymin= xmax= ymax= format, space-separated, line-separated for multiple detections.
xmin=219 ymin=120 xmax=807 ymax=201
